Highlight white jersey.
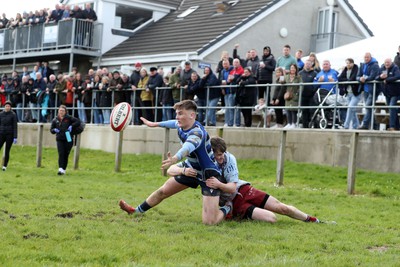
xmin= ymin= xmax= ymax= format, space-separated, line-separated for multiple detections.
xmin=219 ymin=152 xmax=249 ymax=204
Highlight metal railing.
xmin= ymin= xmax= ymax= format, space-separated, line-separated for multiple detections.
xmin=0 ymin=19 xmax=102 ymax=55
xmin=2 ymin=80 xmax=397 ymax=130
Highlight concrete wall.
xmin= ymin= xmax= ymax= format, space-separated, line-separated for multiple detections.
xmin=18 ymin=123 xmax=399 ymax=173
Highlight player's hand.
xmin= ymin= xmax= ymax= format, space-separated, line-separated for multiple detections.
xmin=53 ymin=128 xmax=60 ymax=133
xmin=140 ymin=117 xmax=158 ymax=127
xmin=161 ymin=152 xmax=178 ymax=169
xmin=184 ymin=167 xmax=197 ymax=178
xmin=68 ymin=126 xmax=72 ymax=132
xmin=206 ymin=177 xmax=221 ymax=189
xmin=13 ymin=138 xmax=17 ymax=144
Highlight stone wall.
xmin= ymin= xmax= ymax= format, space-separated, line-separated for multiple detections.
xmin=17 ymin=124 xmax=400 ymax=173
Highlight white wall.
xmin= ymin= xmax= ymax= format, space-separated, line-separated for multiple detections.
xmin=97 ymin=1 xmax=129 ymax=54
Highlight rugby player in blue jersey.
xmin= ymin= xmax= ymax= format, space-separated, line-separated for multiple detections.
xmin=119 ymin=100 xmax=232 ymax=225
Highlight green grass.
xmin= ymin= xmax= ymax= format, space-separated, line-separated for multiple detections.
xmin=0 ymin=146 xmax=399 ymax=266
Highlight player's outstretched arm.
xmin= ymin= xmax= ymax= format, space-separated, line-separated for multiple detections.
xmin=140 ymin=117 xmax=159 ymax=127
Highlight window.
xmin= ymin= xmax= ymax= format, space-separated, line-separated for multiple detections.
xmin=115 ymin=5 xmax=152 ymax=30
xmin=317 ymin=7 xmax=337 ymax=37
xmin=177 ymin=6 xmax=199 ymax=19
xmin=316 ymin=7 xmax=338 ymax=50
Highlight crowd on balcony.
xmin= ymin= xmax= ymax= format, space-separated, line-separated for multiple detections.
xmin=0 ymin=2 xmax=97 ymax=29
xmin=1 ymin=42 xmax=400 ymax=130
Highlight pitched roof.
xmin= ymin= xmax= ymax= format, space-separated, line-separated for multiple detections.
xmin=103 ymin=0 xmax=373 ymax=59
xmin=146 ymin=0 xmax=181 ymax=9
xmin=103 ymin=0 xmax=277 ymax=58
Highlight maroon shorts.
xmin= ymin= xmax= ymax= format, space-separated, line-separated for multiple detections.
xmin=232 ymin=184 xmax=270 ymax=219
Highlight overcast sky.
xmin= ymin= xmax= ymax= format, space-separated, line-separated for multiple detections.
xmin=2 ymin=0 xmax=399 ymax=38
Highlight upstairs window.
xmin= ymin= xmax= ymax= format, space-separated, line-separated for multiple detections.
xmin=177 ymin=6 xmax=199 ymax=19
xmin=115 ymin=5 xmax=152 ymax=30
xmin=317 ymin=7 xmax=337 ymax=38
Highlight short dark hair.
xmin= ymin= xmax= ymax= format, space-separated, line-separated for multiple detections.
xmin=173 ymin=99 xmax=197 ymax=112
xmin=211 ymin=136 xmax=226 ymax=153
xmin=59 ymin=105 xmax=67 ymax=112
xmin=284 ymin=44 xmax=291 ymax=50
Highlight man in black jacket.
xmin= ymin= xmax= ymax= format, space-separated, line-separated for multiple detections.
xmin=83 ymin=3 xmax=97 ymax=21
xmin=299 ymin=60 xmax=317 ymax=128
xmin=147 ymin=67 xmax=164 ymax=121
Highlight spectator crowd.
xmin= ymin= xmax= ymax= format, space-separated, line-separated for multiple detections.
xmin=1 ymin=27 xmax=400 ymax=130
xmin=0 ymin=2 xmax=97 ymax=29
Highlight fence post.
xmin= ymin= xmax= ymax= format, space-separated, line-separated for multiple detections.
xmin=36 ymin=124 xmax=44 ymax=167
xmin=276 ymin=130 xmax=287 ymax=186
xmin=115 ymin=131 xmax=124 ymax=172
xmin=162 ymin=128 xmax=170 ymax=176
xmin=73 ymin=134 xmax=81 ymax=170
xmin=347 ymin=132 xmax=359 ymax=194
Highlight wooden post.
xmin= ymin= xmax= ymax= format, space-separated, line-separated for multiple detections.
xmin=36 ymin=124 xmax=44 ymax=167
xmin=162 ymin=128 xmax=170 ymax=176
xmin=347 ymin=132 xmax=359 ymax=194
xmin=115 ymin=130 xmax=124 ymax=172
xmin=276 ymin=130 xmax=287 ymax=186
xmin=73 ymin=134 xmax=81 ymax=170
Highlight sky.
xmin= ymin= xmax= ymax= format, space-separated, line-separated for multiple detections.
xmin=347 ymin=0 xmax=399 ymax=38
xmin=2 ymin=0 xmax=398 ymax=38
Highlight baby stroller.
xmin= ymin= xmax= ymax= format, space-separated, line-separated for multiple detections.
xmin=309 ymin=87 xmax=343 ymax=129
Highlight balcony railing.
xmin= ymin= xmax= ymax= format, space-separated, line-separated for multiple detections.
xmin=0 ymin=19 xmax=102 ymax=56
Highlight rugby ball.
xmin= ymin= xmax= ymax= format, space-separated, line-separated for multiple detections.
xmin=110 ymin=102 xmax=132 ymax=132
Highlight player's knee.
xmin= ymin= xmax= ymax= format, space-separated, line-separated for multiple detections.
xmin=202 ymin=217 xmax=219 ymax=225
xmin=259 ymin=212 xmax=277 ymax=223
xmin=202 ymin=213 xmax=221 ymax=225
xmin=278 ymin=204 xmax=292 ymax=216
xmin=268 ymin=214 xmax=278 ymax=223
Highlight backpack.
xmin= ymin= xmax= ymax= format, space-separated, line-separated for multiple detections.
xmin=71 ymin=119 xmax=85 ymax=135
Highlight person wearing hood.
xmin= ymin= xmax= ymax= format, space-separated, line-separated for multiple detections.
xmin=357 ymin=52 xmax=380 ymax=130
xmin=257 ymin=46 xmax=276 ymax=100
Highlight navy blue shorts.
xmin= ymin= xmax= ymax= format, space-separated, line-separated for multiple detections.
xmin=174 ymin=175 xmax=221 ymax=197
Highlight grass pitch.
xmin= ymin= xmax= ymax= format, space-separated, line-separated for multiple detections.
xmin=0 ymin=146 xmax=399 ymax=266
